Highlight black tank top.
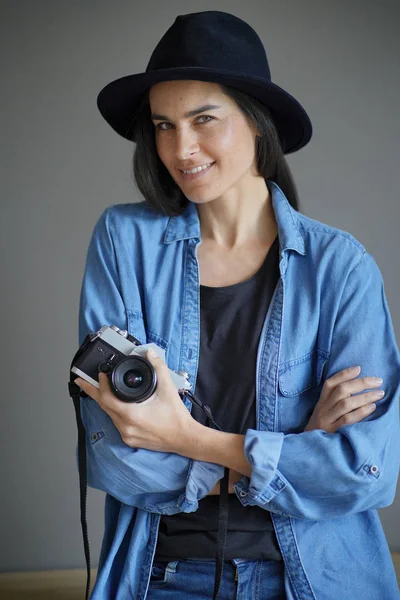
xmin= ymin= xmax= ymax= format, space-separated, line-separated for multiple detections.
xmin=155 ymin=235 xmax=282 ymax=561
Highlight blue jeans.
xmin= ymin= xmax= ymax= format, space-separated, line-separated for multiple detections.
xmin=146 ymin=558 xmax=286 ymax=599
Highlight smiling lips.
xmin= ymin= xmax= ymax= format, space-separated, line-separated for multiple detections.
xmin=179 ymin=162 xmax=215 ymax=181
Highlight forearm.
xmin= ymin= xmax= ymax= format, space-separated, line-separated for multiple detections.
xmin=178 ymin=421 xmax=252 ymax=478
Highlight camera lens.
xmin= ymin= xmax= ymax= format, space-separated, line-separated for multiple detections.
xmin=123 ymin=369 xmax=143 ymax=388
xmin=111 ymin=355 xmax=157 ymax=403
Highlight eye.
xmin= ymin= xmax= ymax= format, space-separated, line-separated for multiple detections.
xmin=155 ymin=115 xmax=214 ymax=131
xmin=196 ymin=115 xmax=214 ymax=124
xmin=155 ymin=122 xmax=171 ymax=131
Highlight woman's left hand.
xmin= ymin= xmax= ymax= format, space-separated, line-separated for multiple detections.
xmin=74 ymin=349 xmax=195 ymax=453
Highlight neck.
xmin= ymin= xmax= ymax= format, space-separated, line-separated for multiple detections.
xmin=196 ymin=178 xmax=277 ymax=249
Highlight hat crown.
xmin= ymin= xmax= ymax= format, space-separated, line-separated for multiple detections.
xmin=146 ymin=11 xmax=271 ymax=81
xmin=97 ymin=10 xmax=312 ymax=153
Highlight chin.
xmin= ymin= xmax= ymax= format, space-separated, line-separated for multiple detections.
xmin=181 ymin=184 xmax=225 ymax=206
xmin=184 ymin=193 xmax=219 ymax=205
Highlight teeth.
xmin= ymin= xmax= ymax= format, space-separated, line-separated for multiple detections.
xmin=182 ymin=162 xmax=213 ymax=174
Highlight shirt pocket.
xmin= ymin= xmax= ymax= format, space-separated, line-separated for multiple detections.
xmin=126 ymin=309 xmax=169 ymax=352
xmin=277 ymin=348 xmax=329 ymax=433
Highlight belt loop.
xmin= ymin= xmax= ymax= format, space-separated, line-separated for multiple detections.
xmin=166 ymin=560 xmax=179 ymax=574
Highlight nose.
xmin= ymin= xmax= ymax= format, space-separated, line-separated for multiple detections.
xmin=175 ymin=126 xmax=200 ymax=160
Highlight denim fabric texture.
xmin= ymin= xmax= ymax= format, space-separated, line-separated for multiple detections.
xmin=146 ymin=558 xmax=285 ymax=599
xmin=78 ymin=181 xmax=400 ymax=599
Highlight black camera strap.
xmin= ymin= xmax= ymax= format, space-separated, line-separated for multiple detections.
xmin=184 ymin=391 xmax=230 ymax=600
xmin=68 ymin=378 xmax=92 ymax=600
xmin=68 ymin=377 xmax=229 ymax=600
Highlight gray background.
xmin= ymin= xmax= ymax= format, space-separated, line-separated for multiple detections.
xmin=1 ymin=0 xmax=399 ymax=572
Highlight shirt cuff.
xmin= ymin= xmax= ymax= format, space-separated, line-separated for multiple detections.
xmin=234 ymin=429 xmax=287 ymax=506
xmin=177 ymin=459 xmax=225 ymax=512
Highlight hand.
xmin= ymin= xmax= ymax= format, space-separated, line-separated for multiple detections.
xmin=305 ymin=365 xmax=384 ymax=433
xmin=74 ymin=349 xmax=194 ymax=453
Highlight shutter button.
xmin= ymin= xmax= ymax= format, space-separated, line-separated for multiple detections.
xmin=370 ymin=465 xmax=379 ymax=475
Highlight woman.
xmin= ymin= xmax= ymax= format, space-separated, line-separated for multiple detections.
xmin=74 ymin=11 xmax=400 ymax=600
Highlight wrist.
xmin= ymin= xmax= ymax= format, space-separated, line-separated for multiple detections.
xmin=178 ymin=420 xmax=252 ymax=478
xmin=177 ymin=419 xmax=207 ymax=457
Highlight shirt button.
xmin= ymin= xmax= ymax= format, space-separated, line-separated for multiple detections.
xmin=239 ymin=490 xmax=248 ymax=497
xmin=370 ymin=465 xmax=379 ymax=474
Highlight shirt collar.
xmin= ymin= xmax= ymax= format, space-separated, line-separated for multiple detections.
xmin=163 ymin=179 xmax=306 ymax=256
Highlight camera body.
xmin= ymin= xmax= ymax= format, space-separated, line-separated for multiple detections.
xmin=71 ymin=325 xmax=191 ymax=403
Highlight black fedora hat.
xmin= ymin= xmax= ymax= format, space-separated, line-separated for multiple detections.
xmin=97 ymin=11 xmax=312 ymax=154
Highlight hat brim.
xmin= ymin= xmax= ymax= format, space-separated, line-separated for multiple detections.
xmin=97 ymin=66 xmax=312 ymax=154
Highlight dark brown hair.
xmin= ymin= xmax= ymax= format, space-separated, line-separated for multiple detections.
xmin=131 ymin=83 xmax=300 ymax=216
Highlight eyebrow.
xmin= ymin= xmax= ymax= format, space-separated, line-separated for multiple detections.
xmin=151 ymin=104 xmax=222 ymax=121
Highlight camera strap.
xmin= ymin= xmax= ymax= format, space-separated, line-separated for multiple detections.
xmin=184 ymin=391 xmax=230 ymax=600
xmin=68 ymin=377 xmax=229 ymax=600
xmin=68 ymin=377 xmax=92 ymax=600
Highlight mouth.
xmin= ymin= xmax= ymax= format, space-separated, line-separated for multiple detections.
xmin=179 ymin=162 xmax=215 ymax=181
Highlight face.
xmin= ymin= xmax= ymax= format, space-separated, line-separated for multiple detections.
xmin=149 ymin=80 xmax=260 ymax=205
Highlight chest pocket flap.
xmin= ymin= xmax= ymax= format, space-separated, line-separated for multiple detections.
xmin=278 ymin=349 xmax=329 ymax=397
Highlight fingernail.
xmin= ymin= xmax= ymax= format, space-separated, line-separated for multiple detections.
xmin=369 ymin=403 xmax=376 ymax=411
xmin=147 ymin=348 xmax=157 ymax=358
xmin=350 ymin=366 xmax=361 ymax=372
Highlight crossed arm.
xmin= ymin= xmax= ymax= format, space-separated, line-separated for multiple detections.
xmin=207 ymin=364 xmax=384 ymax=494
xmin=76 ymin=208 xmax=400 ymax=519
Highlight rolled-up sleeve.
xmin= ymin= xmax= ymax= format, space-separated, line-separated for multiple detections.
xmin=77 ymin=207 xmax=223 ymax=513
xmin=234 ymin=251 xmax=400 ymax=520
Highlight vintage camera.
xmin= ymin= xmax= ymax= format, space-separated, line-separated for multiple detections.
xmin=71 ymin=325 xmax=191 ymax=403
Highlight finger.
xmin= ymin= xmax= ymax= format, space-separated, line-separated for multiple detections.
xmin=98 ymin=372 xmax=113 ymax=393
xmin=146 ymin=349 xmax=173 ymax=388
xmin=329 ymin=376 xmax=384 ymax=407
xmin=146 ymin=347 xmax=165 ymax=366
xmin=333 ymin=402 xmax=377 ymax=429
xmin=319 ymin=366 xmax=361 ymax=403
xmin=328 ymin=389 xmax=385 ymax=422
xmin=321 ymin=367 xmax=383 ymax=405
xmin=96 ymin=372 xmax=125 ymax=414
xmin=75 ymin=377 xmax=101 ymax=403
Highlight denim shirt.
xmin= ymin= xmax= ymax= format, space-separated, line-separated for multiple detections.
xmin=78 ymin=181 xmax=400 ymax=599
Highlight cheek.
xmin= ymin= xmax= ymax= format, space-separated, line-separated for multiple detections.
xmin=206 ymin=119 xmax=235 ymax=153
xmin=214 ymin=117 xmax=254 ymax=158
xmin=155 ymin=137 xmax=170 ymax=166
